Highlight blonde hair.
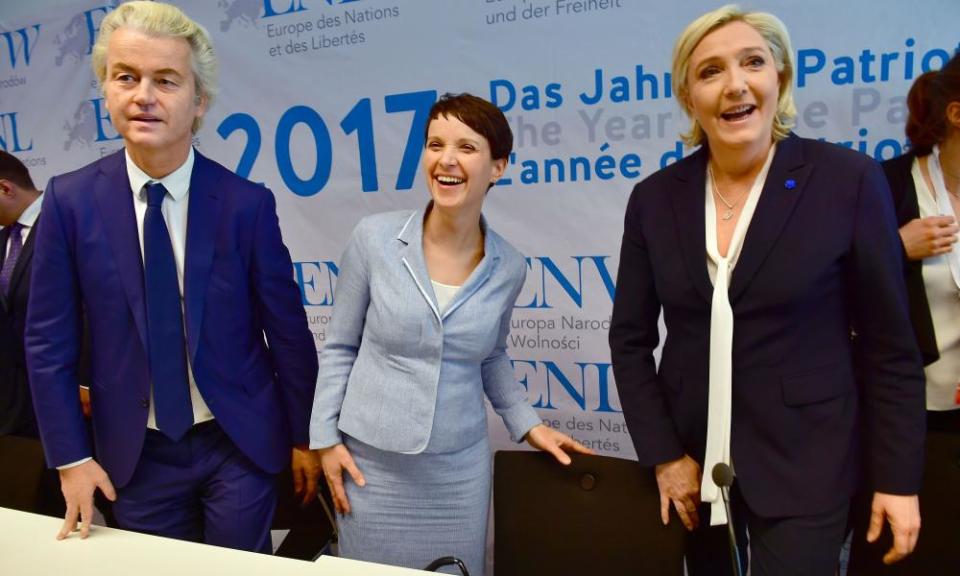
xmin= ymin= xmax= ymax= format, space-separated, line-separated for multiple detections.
xmin=672 ymin=4 xmax=796 ymax=147
xmin=92 ymin=1 xmax=217 ymax=133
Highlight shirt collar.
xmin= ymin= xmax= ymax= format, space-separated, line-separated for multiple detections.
xmin=126 ymin=147 xmax=194 ymax=202
xmin=17 ymin=192 xmax=44 ymax=228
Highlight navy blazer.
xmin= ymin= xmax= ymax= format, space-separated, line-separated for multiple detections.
xmin=25 ymin=150 xmax=318 ymax=487
xmin=310 ymin=208 xmax=540 ymax=454
xmin=609 ymin=134 xmax=925 ymax=518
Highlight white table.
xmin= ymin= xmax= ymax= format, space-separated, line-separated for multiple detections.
xmin=0 ymin=507 xmax=430 ymax=575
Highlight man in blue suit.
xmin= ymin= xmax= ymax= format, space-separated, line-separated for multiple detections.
xmin=25 ymin=2 xmax=319 ymax=552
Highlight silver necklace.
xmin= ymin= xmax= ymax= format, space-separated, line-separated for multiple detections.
xmin=709 ymin=165 xmax=738 ymax=221
xmin=940 ymin=163 xmax=960 ymax=200
xmin=932 ymin=149 xmax=960 ymax=203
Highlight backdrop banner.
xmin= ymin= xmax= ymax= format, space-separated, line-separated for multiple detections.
xmin=3 ymin=0 xmax=957 ymax=570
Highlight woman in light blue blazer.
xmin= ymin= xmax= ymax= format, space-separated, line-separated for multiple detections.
xmin=309 ymin=93 xmax=590 ymax=574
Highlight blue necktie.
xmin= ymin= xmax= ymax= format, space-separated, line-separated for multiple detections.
xmin=144 ymin=182 xmax=192 ymax=441
xmin=0 ymin=222 xmax=23 ymax=296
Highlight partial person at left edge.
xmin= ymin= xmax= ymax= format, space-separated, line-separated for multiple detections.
xmin=25 ymin=1 xmax=319 ymax=552
xmin=1 ymin=150 xmax=86 ymax=519
xmin=1 ymin=151 xmax=45 ymax=441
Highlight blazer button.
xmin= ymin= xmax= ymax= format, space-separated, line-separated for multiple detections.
xmin=580 ymin=473 xmax=597 ymax=491
xmin=140 ymin=398 xmax=149 ymax=409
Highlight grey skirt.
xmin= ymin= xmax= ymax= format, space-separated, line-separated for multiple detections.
xmin=337 ymin=434 xmax=491 ymax=575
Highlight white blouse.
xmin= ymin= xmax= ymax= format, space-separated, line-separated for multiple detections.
xmin=431 ymin=279 xmax=461 ymax=315
xmin=912 ymin=158 xmax=960 ymax=411
xmin=700 ymin=145 xmax=776 ymax=526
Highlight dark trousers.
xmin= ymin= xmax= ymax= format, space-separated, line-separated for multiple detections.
xmin=686 ymin=483 xmax=849 ymax=576
xmin=112 ymin=421 xmax=277 ymax=553
xmin=848 ymin=409 xmax=960 ymax=575
xmin=37 ymin=466 xmax=66 ymax=518
xmin=0 ymin=432 xmax=65 ymax=517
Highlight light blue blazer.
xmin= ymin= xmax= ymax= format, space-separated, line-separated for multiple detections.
xmin=309 ymin=208 xmax=541 ymax=454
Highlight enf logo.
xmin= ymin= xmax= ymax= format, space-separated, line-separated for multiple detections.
xmin=1 ymin=24 xmax=41 ymax=70
xmin=89 ymin=98 xmax=122 ymax=142
xmin=516 ymin=256 xmax=616 ymax=309
xmin=0 ymin=112 xmax=33 ymax=153
xmin=82 ymin=5 xmax=115 ymax=55
xmin=512 ymin=360 xmax=621 ymax=414
xmin=293 ymin=261 xmax=339 ymax=306
xmin=262 ymin=0 xmax=362 ymax=18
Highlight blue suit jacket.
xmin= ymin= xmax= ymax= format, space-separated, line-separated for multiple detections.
xmin=310 ymin=208 xmax=540 ymax=454
xmin=25 ymin=150 xmax=318 ymax=487
xmin=609 ymin=135 xmax=925 ymax=518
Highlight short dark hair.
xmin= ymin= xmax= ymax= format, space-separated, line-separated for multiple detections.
xmin=906 ymin=52 xmax=960 ymax=156
xmin=425 ymin=93 xmax=513 ymax=161
xmin=0 ymin=151 xmax=35 ymax=190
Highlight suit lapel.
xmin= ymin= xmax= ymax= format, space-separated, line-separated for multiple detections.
xmin=728 ymin=134 xmax=811 ymax=303
xmin=668 ymin=147 xmax=714 ymax=304
xmin=94 ymin=151 xmax=148 ymax=352
xmin=183 ymin=151 xmax=224 ymax=362
xmin=397 ymin=209 xmax=442 ymax=323
xmin=442 ymin=215 xmax=496 ymax=320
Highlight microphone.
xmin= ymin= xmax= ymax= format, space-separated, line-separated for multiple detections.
xmin=711 ymin=462 xmax=743 ymax=576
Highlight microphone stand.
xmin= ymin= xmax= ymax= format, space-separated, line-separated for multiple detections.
xmin=712 ymin=463 xmax=743 ymax=576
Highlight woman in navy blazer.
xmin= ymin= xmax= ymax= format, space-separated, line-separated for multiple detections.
xmin=310 ymin=93 xmax=589 ymax=574
xmin=849 ymin=52 xmax=960 ymax=576
xmin=608 ymin=7 xmax=925 ymax=576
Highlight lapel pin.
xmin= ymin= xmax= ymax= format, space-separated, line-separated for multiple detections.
xmin=784 ymin=179 xmax=796 ymax=190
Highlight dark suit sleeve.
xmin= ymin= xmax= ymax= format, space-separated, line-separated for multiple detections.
xmin=24 ymin=180 xmax=92 ymax=467
xmin=878 ymin=154 xmax=919 ymax=274
xmin=250 ymin=189 xmax=319 ymax=446
xmin=850 ymin=161 xmax=926 ymax=495
xmin=609 ymin=183 xmax=684 ymax=465
xmin=882 ymin=155 xmax=939 ymax=365
xmin=882 ymin=154 xmax=919 ymax=229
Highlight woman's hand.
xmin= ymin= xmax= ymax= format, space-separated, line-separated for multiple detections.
xmin=317 ymin=443 xmax=366 ymax=515
xmin=899 ymin=216 xmax=958 ymax=260
xmin=655 ymin=454 xmax=701 ymax=531
xmin=524 ymin=424 xmax=595 ymax=465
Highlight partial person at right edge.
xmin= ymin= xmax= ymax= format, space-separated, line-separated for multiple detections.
xmin=848 ymin=51 xmax=960 ymax=576
xmin=609 ymin=6 xmax=925 ymax=576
